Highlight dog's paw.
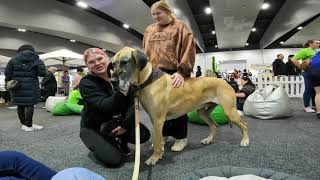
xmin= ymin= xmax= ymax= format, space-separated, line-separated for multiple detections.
xmin=145 ymin=155 xmax=161 ymax=165
xmin=240 ymin=138 xmax=250 ymax=147
xmin=201 ymin=138 xmax=213 ymax=145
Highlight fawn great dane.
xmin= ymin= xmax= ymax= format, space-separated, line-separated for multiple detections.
xmin=112 ymin=47 xmax=249 ymax=165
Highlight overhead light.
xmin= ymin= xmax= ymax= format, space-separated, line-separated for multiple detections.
xmin=245 ymin=43 xmax=249 ymax=46
xmin=77 ymin=2 xmax=88 ymax=8
xmin=297 ymin=26 xmax=303 ymax=30
xmin=280 ymin=41 xmax=284 ymax=44
xmin=204 ymin=7 xmax=212 ymax=14
xmin=123 ymin=23 xmax=130 ymax=29
xmin=211 ymin=30 xmax=216 ymax=35
xmin=261 ymin=3 xmax=270 ymax=10
xmin=18 ymin=28 xmax=26 ymax=32
xmin=215 ymin=45 xmax=218 ymax=48
xmin=252 ymin=28 xmax=256 ymax=32
xmin=70 ymin=39 xmax=76 ymax=43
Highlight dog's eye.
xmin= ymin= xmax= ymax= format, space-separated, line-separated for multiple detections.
xmin=120 ymin=60 xmax=128 ymax=66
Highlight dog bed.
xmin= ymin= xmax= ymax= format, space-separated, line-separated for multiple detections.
xmin=243 ymin=84 xmax=293 ymax=119
xmin=184 ymin=166 xmax=306 ymax=180
xmin=187 ymin=105 xmax=228 ymax=125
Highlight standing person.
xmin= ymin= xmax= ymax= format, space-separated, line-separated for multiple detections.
xmin=286 ymin=55 xmax=301 ymax=75
xmin=291 ymin=40 xmax=319 ymax=115
xmin=272 ymin=54 xmax=287 ymax=76
xmin=79 ymin=48 xmax=150 ymax=166
xmin=72 ymin=67 xmax=85 ymax=89
xmin=41 ymin=66 xmax=57 ymax=101
xmin=196 ymin=66 xmax=202 ymax=77
xmin=143 ymin=1 xmax=196 ymax=152
xmin=61 ymin=70 xmax=70 ymax=96
xmin=4 ymin=45 xmax=46 ymax=132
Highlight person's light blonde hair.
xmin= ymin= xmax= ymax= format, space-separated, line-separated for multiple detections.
xmin=151 ymin=1 xmax=176 ymax=19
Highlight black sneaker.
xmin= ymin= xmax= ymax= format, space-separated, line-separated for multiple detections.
xmin=317 ymin=113 xmax=320 ymax=119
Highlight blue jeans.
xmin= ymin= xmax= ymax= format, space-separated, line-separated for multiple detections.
xmin=303 ymin=72 xmax=316 ymax=107
xmin=0 ymin=151 xmax=56 ymax=180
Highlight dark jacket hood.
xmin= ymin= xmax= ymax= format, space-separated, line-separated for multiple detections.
xmin=15 ymin=50 xmax=39 ymax=63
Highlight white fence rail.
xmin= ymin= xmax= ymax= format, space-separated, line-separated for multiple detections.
xmin=252 ymin=75 xmax=304 ymax=98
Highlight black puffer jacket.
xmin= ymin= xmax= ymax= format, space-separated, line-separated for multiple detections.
xmin=4 ymin=50 xmax=46 ymax=105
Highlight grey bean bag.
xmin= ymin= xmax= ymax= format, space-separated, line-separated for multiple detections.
xmin=243 ymin=84 xmax=293 ymax=119
xmin=184 ymin=166 xmax=306 ymax=180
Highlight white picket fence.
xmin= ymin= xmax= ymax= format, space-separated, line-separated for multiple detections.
xmin=252 ymin=75 xmax=304 ymax=98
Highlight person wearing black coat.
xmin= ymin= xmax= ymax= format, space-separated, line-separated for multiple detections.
xmin=286 ymin=55 xmax=301 ymax=75
xmin=41 ymin=66 xmax=57 ymax=101
xmin=79 ymin=48 xmax=150 ymax=166
xmin=272 ymin=54 xmax=287 ymax=76
xmin=195 ymin=66 xmax=202 ymax=77
xmin=4 ymin=45 xmax=47 ymax=132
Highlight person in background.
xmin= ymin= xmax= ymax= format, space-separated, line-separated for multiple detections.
xmin=196 ymin=66 xmax=202 ymax=77
xmin=72 ymin=67 xmax=85 ymax=89
xmin=61 ymin=70 xmax=70 ymax=96
xmin=4 ymin=45 xmax=46 ymax=132
xmin=236 ymin=76 xmax=256 ymax=115
xmin=79 ymin=48 xmax=150 ymax=166
xmin=272 ymin=54 xmax=287 ymax=76
xmin=291 ymin=39 xmax=319 ymax=115
xmin=286 ymin=55 xmax=301 ymax=75
xmin=143 ymin=1 xmax=196 ymax=152
xmin=41 ymin=66 xmax=57 ymax=101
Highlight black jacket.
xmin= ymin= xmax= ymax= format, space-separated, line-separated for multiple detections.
xmin=41 ymin=71 xmax=57 ymax=91
xmin=196 ymin=70 xmax=202 ymax=77
xmin=79 ymin=74 xmax=134 ymax=131
xmin=4 ymin=50 xmax=46 ymax=105
xmin=286 ymin=61 xmax=301 ymax=75
xmin=272 ymin=59 xmax=287 ymax=76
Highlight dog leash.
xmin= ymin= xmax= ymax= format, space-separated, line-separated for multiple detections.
xmin=132 ymin=96 xmax=140 ymax=180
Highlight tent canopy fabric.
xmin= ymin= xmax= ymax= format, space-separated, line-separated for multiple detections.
xmin=39 ymin=49 xmax=84 ymax=67
xmin=0 ymin=55 xmax=11 ymax=68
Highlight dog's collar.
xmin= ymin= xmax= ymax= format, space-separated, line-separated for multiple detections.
xmin=132 ymin=67 xmax=165 ymax=92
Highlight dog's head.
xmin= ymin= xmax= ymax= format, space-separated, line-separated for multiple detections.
xmin=112 ymin=47 xmax=148 ymax=91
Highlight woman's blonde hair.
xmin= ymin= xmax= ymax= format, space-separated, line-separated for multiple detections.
xmin=151 ymin=1 xmax=176 ymax=19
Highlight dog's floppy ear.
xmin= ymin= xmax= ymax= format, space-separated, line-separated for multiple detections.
xmin=131 ymin=50 xmax=148 ymax=71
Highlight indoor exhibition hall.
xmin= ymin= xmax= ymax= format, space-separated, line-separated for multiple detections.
xmin=0 ymin=0 xmax=319 ymax=180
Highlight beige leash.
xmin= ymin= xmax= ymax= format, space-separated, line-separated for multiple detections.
xmin=132 ymin=97 xmax=140 ymax=180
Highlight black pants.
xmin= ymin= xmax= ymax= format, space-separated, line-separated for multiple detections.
xmin=80 ymin=121 xmax=150 ymax=166
xmin=161 ymin=69 xmax=188 ymax=139
xmin=17 ymin=105 xmax=34 ymax=127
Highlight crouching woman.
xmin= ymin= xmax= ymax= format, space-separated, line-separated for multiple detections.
xmin=79 ymin=48 xmax=150 ymax=166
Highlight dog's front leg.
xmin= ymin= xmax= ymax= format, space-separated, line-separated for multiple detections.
xmin=145 ymin=117 xmax=165 ymax=165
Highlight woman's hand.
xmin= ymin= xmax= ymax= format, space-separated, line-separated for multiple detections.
xmin=111 ymin=126 xmax=127 ymax=136
xmin=171 ymin=72 xmax=184 ymax=88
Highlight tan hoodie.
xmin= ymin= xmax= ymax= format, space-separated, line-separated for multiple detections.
xmin=143 ymin=19 xmax=196 ymax=77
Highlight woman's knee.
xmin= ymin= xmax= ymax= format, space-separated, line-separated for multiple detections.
xmin=80 ymin=128 xmax=122 ymax=166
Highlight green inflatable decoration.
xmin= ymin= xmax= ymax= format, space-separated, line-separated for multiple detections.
xmin=52 ymin=90 xmax=83 ymax=116
xmin=52 ymin=102 xmax=74 ymax=116
xmin=187 ymin=105 xmax=228 ymax=125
